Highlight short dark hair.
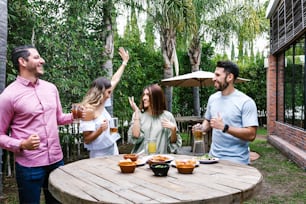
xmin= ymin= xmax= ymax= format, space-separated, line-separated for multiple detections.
xmin=139 ymin=84 xmax=166 ymax=116
xmin=11 ymin=45 xmax=36 ymax=71
xmin=216 ymin=61 xmax=239 ymax=79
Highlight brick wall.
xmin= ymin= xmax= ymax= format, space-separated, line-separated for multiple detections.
xmin=267 ymin=53 xmax=306 ymax=169
xmin=267 ymin=54 xmax=277 ymax=134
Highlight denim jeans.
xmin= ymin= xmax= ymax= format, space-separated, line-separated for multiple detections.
xmin=15 ymin=160 xmax=64 ymax=204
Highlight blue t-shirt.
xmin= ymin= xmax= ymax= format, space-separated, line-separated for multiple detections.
xmin=205 ymin=89 xmax=258 ymax=164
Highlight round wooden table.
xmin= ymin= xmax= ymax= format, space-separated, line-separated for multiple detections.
xmin=49 ymin=154 xmax=262 ymax=204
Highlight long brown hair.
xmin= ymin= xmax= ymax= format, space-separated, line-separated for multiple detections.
xmin=139 ymin=84 xmax=166 ymax=116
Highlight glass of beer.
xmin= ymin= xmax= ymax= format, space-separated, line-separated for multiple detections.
xmin=71 ymin=103 xmax=80 ymax=123
xmin=148 ymin=138 xmax=157 ymax=154
xmin=193 ymin=125 xmax=203 ymax=141
xmin=110 ymin=117 xmax=118 ymax=134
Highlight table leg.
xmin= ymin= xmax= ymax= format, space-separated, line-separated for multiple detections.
xmin=188 ymin=125 xmax=193 ymax=151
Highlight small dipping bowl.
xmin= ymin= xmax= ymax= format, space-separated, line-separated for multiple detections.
xmin=147 ymin=159 xmax=168 ymax=167
xmin=176 ymin=164 xmax=195 ymax=174
xmin=150 ymin=163 xmax=170 ymax=177
xmin=118 ymin=161 xmax=136 ymax=173
xmin=123 ymin=154 xmax=139 ymax=162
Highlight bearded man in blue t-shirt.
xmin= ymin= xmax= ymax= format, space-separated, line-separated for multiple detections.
xmin=196 ymin=61 xmax=258 ymax=165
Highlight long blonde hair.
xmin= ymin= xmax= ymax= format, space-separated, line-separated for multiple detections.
xmin=81 ymin=77 xmax=111 ymax=108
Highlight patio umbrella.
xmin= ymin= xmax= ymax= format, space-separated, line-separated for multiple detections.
xmin=160 ymin=70 xmax=250 ymax=87
xmin=161 ymin=70 xmax=250 ymax=117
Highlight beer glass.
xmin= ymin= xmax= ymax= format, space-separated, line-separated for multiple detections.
xmin=110 ymin=117 xmax=118 ymax=134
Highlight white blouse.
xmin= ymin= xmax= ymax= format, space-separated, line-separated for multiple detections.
xmin=80 ymin=108 xmax=120 ymax=158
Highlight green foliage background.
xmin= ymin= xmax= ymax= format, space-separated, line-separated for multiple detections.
xmin=6 ymin=0 xmax=267 ymax=122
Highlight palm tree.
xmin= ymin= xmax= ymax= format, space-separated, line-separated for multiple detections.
xmin=101 ymin=0 xmax=116 ymax=115
xmin=233 ymin=0 xmax=269 ymax=62
xmin=148 ymin=0 xmax=196 ymax=111
xmin=187 ymin=0 xmax=228 ymax=116
xmin=186 ymin=0 xmax=268 ymax=116
xmin=0 ymin=0 xmax=7 ymax=199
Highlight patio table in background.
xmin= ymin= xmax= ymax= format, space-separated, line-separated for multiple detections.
xmin=49 ymin=154 xmax=263 ymax=204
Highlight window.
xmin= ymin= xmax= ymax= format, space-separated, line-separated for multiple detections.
xmin=284 ymin=36 xmax=305 ymax=129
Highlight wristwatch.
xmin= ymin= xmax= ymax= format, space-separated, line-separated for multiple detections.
xmin=222 ymin=124 xmax=229 ymax=133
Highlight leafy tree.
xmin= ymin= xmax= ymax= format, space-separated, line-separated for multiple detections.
xmin=6 ymin=0 xmax=35 ymax=83
xmin=229 ymin=0 xmax=269 ymax=63
xmin=187 ymin=0 xmax=227 ymax=116
xmin=123 ymin=3 xmax=141 ymax=44
xmin=112 ymin=40 xmax=164 ymax=124
xmin=231 ymin=41 xmax=235 ymax=61
xmin=145 ymin=0 xmax=197 ymax=111
xmin=28 ymin=0 xmax=107 ymax=110
xmin=172 ymin=42 xmax=215 ymax=116
xmin=144 ymin=7 xmax=155 ymax=49
xmin=99 ymin=0 xmax=117 ymax=115
xmin=113 ymin=10 xmax=164 ymax=122
xmin=237 ymin=52 xmax=266 ymax=114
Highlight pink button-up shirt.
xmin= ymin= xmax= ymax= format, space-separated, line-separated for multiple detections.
xmin=0 ymin=76 xmax=73 ymax=167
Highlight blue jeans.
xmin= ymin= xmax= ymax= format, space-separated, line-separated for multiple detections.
xmin=15 ymin=160 xmax=64 ymax=204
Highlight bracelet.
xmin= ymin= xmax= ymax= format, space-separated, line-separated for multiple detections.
xmin=134 ymin=118 xmax=140 ymax=120
xmin=122 ymin=61 xmax=127 ymax=66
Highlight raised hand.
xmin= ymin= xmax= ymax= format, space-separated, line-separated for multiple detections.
xmin=118 ymin=47 xmax=129 ymax=64
xmin=128 ymin=96 xmax=139 ymax=112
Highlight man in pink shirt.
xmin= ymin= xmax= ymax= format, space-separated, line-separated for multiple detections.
xmin=0 ymin=45 xmax=76 ymax=203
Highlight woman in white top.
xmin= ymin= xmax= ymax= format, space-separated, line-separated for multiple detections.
xmin=79 ymin=47 xmax=129 ymax=158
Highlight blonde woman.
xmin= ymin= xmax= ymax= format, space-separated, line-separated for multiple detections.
xmin=80 ymin=47 xmax=129 ymax=158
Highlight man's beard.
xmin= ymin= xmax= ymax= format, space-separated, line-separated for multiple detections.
xmin=35 ymin=72 xmax=43 ymax=77
xmin=215 ymin=80 xmax=229 ymax=91
xmin=27 ymin=66 xmax=43 ymax=77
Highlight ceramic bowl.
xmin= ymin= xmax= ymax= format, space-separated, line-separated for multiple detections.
xmin=147 ymin=159 xmax=164 ymax=167
xmin=123 ymin=154 xmax=139 ymax=162
xmin=118 ymin=161 xmax=136 ymax=173
xmin=150 ymin=163 xmax=170 ymax=177
xmin=176 ymin=164 xmax=195 ymax=174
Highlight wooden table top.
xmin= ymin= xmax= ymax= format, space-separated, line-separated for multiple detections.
xmin=49 ymin=154 xmax=263 ymax=204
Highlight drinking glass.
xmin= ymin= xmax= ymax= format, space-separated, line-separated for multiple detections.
xmin=193 ymin=125 xmax=203 ymax=141
xmin=110 ymin=117 xmax=119 ymax=134
xmin=148 ymin=138 xmax=157 ymax=154
xmin=71 ymin=103 xmax=80 ymax=123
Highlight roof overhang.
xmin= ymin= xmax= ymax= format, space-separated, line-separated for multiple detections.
xmin=266 ymin=0 xmax=280 ymax=19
